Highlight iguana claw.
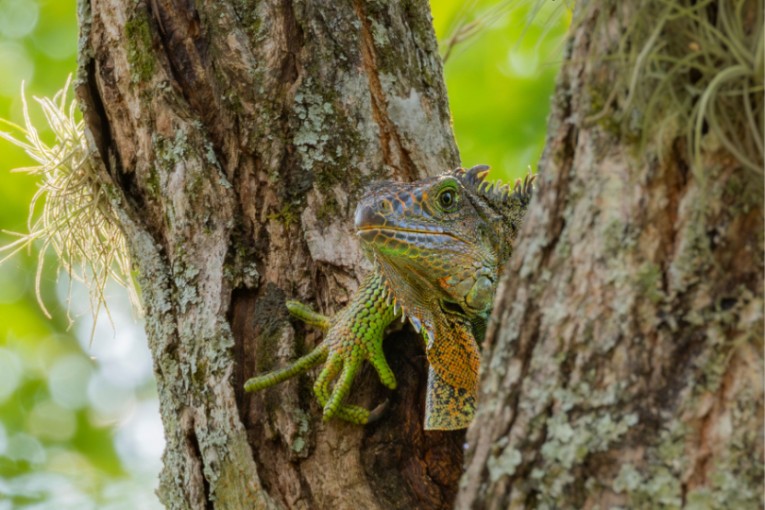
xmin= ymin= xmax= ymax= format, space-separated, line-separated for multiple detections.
xmin=244 ymin=272 xmax=397 ymax=425
xmin=367 ymin=399 xmax=390 ymax=424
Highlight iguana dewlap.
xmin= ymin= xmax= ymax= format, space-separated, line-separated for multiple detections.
xmin=244 ymin=166 xmax=534 ymax=430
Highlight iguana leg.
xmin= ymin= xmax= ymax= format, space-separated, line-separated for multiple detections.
xmin=312 ymin=272 xmax=397 ymax=422
xmin=244 ymin=272 xmax=397 ymax=425
xmin=244 ymin=345 xmax=328 ymax=392
xmin=368 ymin=349 xmax=396 ymax=389
xmin=312 ymin=353 xmax=370 ymax=424
xmin=285 ymin=300 xmax=330 ymax=331
xmin=322 ymin=355 xmax=361 ymax=418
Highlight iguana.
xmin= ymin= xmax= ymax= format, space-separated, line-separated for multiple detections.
xmin=244 ymin=166 xmax=535 ymax=430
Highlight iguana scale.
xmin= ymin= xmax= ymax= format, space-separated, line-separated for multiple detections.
xmin=244 ymin=165 xmax=535 ymax=430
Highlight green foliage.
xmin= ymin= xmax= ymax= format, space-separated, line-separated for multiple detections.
xmin=433 ymin=0 xmax=570 ymax=181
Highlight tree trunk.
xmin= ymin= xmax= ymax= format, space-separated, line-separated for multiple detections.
xmin=459 ymin=1 xmax=764 ymax=509
xmin=76 ymin=0 xmax=463 ymax=508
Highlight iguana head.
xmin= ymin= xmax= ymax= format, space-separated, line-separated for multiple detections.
xmin=355 ymin=165 xmax=534 ymax=321
xmin=355 ymin=165 xmax=534 ymax=430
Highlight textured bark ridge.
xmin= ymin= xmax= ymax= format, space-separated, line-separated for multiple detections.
xmin=76 ymin=0 xmax=462 ymax=508
xmin=459 ymin=2 xmax=764 ymax=508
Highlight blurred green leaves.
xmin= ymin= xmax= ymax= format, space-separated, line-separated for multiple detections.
xmin=433 ymin=0 xmax=570 ymax=181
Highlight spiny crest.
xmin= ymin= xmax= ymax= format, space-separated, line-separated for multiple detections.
xmin=455 ymin=164 xmax=491 ymax=187
xmin=380 ymin=273 xmax=407 ymax=321
xmin=382 ymin=275 xmax=395 ymax=306
xmin=453 ymin=165 xmax=536 ymax=206
xmin=376 ymin=261 xmax=436 ymax=338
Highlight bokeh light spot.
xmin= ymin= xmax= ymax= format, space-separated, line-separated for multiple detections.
xmin=504 ymin=50 xmax=539 ymax=78
xmin=87 ymin=371 xmax=135 ymax=421
xmin=0 ymin=0 xmax=39 ymax=39
xmin=115 ymin=400 xmax=164 ymax=475
xmin=0 ymin=347 xmax=22 ymax=402
xmin=0 ymin=42 xmax=34 ymax=96
xmin=28 ymin=399 xmax=77 ymax=442
xmin=6 ymin=432 xmax=46 ymax=464
xmin=47 ymin=354 xmax=93 ymax=410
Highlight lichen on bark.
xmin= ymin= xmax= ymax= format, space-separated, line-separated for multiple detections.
xmin=458 ymin=1 xmax=763 ymax=508
xmin=77 ymin=0 xmax=463 ymax=508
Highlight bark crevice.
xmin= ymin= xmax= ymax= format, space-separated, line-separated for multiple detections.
xmin=353 ymin=0 xmax=418 ymax=182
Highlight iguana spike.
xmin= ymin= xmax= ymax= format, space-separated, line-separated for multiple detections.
xmin=464 ymin=164 xmax=491 ymax=185
xmin=502 ymin=173 xmax=536 ymax=206
xmin=495 ymin=183 xmax=510 ymax=203
xmin=398 ymin=302 xmax=407 ymax=322
xmin=424 ymin=327 xmax=435 ymax=350
xmin=491 ymin=180 xmax=507 ymax=200
xmin=526 ymin=173 xmax=537 ymax=191
xmin=409 ymin=316 xmax=422 ymax=333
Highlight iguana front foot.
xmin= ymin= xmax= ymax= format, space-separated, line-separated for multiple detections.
xmin=243 ymin=273 xmax=397 ymax=425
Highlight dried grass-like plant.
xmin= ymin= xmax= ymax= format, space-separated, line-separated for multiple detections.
xmin=588 ymin=0 xmax=763 ymax=174
xmin=0 ymin=77 xmax=139 ymax=336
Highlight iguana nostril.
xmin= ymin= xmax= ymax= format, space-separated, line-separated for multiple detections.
xmin=355 ymin=201 xmax=386 ymax=230
xmin=379 ymin=200 xmax=392 ymax=213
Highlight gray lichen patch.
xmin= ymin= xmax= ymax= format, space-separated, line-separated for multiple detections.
xmin=291 ymin=80 xmax=367 ymax=199
xmin=487 ymin=442 xmax=522 ymax=482
xmin=293 ymin=85 xmax=336 ymax=172
xmin=171 ymin=254 xmax=201 ymax=314
xmin=385 ymin=85 xmax=458 ymax=174
xmin=369 ymin=18 xmax=390 ymax=48
xmin=288 ymin=407 xmax=312 ymax=459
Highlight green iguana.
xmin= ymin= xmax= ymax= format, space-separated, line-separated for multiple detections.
xmin=244 ymin=166 xmax=535 ymax=430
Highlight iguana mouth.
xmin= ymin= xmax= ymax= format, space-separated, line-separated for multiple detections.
xmin=357 ymin=225 xmax=445 ymax=234
xmin=356 ymin=226 xmax=469 ymax=244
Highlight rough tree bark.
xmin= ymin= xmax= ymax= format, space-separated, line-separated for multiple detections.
xmin=75 ymin=0 xmax=763 ymax=508
xmin=459 ymin=1 xmax=764 ymax=509
xmin=76 ymin=0 xmax=464 ymax=509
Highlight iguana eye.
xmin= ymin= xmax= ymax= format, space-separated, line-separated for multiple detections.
xmin=438 ymin=188 xmax=458 ymax=211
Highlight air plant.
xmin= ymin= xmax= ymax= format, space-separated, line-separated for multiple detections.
xmin=0 ymin=76 xmax=139 ymax=339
